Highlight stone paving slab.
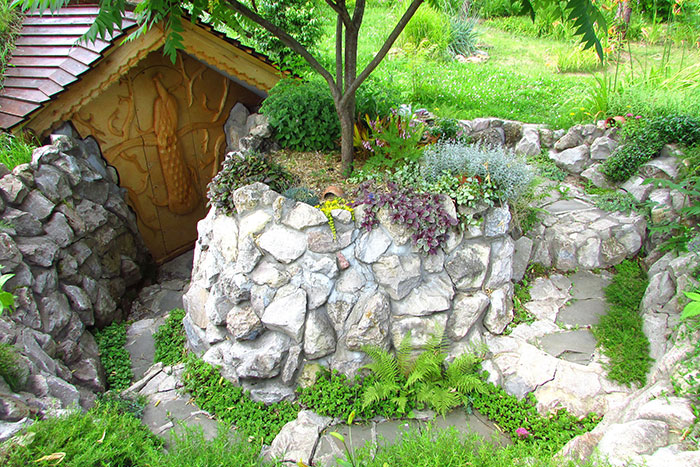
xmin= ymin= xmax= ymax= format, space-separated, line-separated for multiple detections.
xmin=538 ymin=330 xmax=597 ymax=365
xmin=556 ymin=298 xmax=608 ymax=327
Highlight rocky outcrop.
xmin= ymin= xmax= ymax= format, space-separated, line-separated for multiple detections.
xmin=0 ymin=125 xmax=149 ymax=420
xmin=184 ymin=182 xmax=518 ymax=402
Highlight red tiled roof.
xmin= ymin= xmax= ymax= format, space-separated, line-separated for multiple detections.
xmin=0 ymin=5 xmax=137 ymax=130
xmin=0 ymin=5 xmax=283 ymax=131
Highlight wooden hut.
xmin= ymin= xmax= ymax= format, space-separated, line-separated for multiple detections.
xmin=0 ymin=4 xmax=283 ymax=262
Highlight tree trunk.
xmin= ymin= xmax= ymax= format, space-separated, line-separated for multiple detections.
xmin=338 ymin=103 xmax=355 ymax=177
xmin=615 ymin=0 xmax=632 ymax=39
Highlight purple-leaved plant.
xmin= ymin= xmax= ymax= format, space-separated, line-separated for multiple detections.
xmin=353 ymin=181 xmax=458 ymax=255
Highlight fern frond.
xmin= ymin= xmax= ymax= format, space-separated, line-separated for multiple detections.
xmin=406 ymin=350 xmax=443 ymax=387
xmin=450 ymin=373 xmax=487 ymax=396
xmin=447 ymin=353 xmax=481 ymax=378
xmin=362 ymin=345 xmax=400 ymax=384
xmin=396 ymin=331 xmax=415 ymax=377
xmin=392 ymin=394 xmax=409 ymax=414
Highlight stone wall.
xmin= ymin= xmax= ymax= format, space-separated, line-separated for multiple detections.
xmin=183 ymin=181 xmax=517 ymax=403
xmin=0 ymin=125 xmax=149 ymax=422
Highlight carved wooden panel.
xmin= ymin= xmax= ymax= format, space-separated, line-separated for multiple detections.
xmin=72 ymin=49 xmax=262 ymax=262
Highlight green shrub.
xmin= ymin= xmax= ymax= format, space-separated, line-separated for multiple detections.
xmin=2 ymin=404 xmax=162 ymax=467
xmin=207 ymin=153 xmax=296 ymax=216
xmin=593 ymin=260 xmax=652 ymax=387
xmin=0 ymin=343 xmax=27 ymax=392
xmin=0 ymin=3 xmax=21 ymax=83
xmin=400 ymin=5 xmax=450 ymax=57
xmin=153 ymin=308 xmax=187 ymax=366
xmin=474 ymin=0 xmax=523 ymax=18
xmin=260 ymin=79 xmax=340 ymax=152
xmin=0 ymin=133 xmax=33 ymax=170
xmin=96 ymin=391 xmax=148 ymax=419
xmin=360 ymin=109 xmax=426 ymax=172
xmin=95 ymin=321 xmax=133 ymax=391
xmin=181 ymin=355 xmax=298 ymax=445
xmin=602 ymin=114 xmax=700 ymax=182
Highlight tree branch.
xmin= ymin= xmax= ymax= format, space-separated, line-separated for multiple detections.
xmin=324 ymin=0 xmax=352 ymax=26
xmin=336 ymin=17 xmax=343 ymax=93
xmin=352 ymin=0 xmax=365 ymax=29
xmin=221 ymin=0 xmax=337 ymax=94
xmin=341 ymin=0 xmax=424 ymax=106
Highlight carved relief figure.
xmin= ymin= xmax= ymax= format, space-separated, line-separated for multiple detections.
xmin=152 ymin=73 xmax=199 ymax=215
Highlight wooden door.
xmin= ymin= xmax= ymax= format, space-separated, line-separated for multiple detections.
xmin=72 ymin=49 xmax=261 ymax=262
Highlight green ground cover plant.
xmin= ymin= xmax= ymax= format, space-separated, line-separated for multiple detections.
xmin=181 ymin=355 xmax=298 ymax=445
xmin=153 ymin=308 xmax=187 ymax=365
xmin=602 ymin=114 xmax=700 ymax=182
xmin=593 ymin=259 xmax=652 ymax=386
xmin=0 ymin=266 xmax=16 ymax=315
xmin=94 ymin=321 xmax=133 ymax=391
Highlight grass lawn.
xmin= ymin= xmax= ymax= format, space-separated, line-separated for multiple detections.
xmin=305 ymin=3 xmax=700 ymax=128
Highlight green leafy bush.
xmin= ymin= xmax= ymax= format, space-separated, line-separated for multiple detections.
xmin=153 ymin=308 xmax=187 ymax=366
xmin=360 ymin=109 xmax=426 ymax=171
xmin=593 ymin=260 xmax=652 ymax=386
xmin=474 ymin=0 xmax=523 ymax=18
xmin=261 ymin=79 xmax=340 ymax=152
xmin=181 ymin=355 xmax=298 ymax=445
xmin=95 ymin=321 xmax=133 ymax=391
xmin=207 ymin=153 xmax=296 ymax=215
xmin=245 ymin=0 xmax=322 ymax=71
xmin=0 ymin=343 xmax=27 ymax=392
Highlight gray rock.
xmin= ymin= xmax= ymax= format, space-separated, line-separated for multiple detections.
xmin=326 ymin=291 xmax=358 ymax=334
xmin=483 ymin=284 xmax=513 ymax=334
xmin=237 ymin=235 xmax=263 ymax=274
xmin=262 ymin=287 xmax=307 ymax=342
xmin=19 ymin=190 xmax=54 ymax=221
xmin=640 ymin=156 xmax=679 ymax=180
xmin=303 ymin=308 xmax=337 ymax=359
xmin=597 ymin=420 xmax=669 ymax=464
xmin=62 ymin=285 xmax=94 ymax=326
xmin=282 ymin=202 xmax=328 ymax=230
xmin=299 ymin=271 xmax=333 ymax=309
xmin=445 ymin=241 xmax=491 ymax=290
xmin=267 ymin=410 xmax=332 ymax=465
xmin=554 ymin=126 xmax=583 ymax=151
xmin=503 ymin=121 xmax=523 ymax=146
xmin=39 ymin=291 xmax=72 ymax=337
xmin=307 ymin=228 xmax=354 ymax=253
xmin=44 ymin=212 xmax=75 ymax=248
xmin=642 ymin=271 xmax=676 ymax=312
xmin=581 ymin=164 xmax=614 ymax=189
xmin=0 ymin=233 xmax=22 ymax=270
xmin=549 ymin=145 xmax=590 ymax=174
xmin=224 ymin=102 xmax=250 ymax=152
xmin=355 ymin=228 xmax=392 ymax=264
xmin=0 ymin=418 xmax=32 ymax=443
xmin=484 ymin=207 xmax=511 ymax=237
xmin=250 ymin=260 xmax=289 ymax=288
xmin=391 ymin=313 xmax=449 ymax=349
xmin=233 ymin=182 xmax=271 ymax=215
xmin=183 ymin=314 xmax=209 ymax=355
xmin=46 ymin=375 xmax=80 ymax=408
xmin=346 ymin=292 xmax=391 ymax=351
xmin=392 ymin=272 xmax=454 ymax=316
xmin=447 ymin=292 xmax=490 ymax=340
xmin=514 ymin=125 xmax=540 ymax=156
xmin=75 ymin=199 xmax=109 ymax=232
xmin=472 ymin=127 xmax=505 ymax=147
xmin=335 ymin=268 xmax=366 ymax=294
xmin=273 ymin=345 xmax=300 ymax=387
xmin=372 ymin=254 xmax=421 ymax=300
xmin=231 ymin=331 xmax=291 ymax=379
xmin=512 ymin=237 xmax=533 ymax=282
xmin=184 ymin=284 xmax=211 ymax=329
xmin=226 ymin=303 xmax=263 ymax=341
xmin=486 ymin=236 xmax=514 ymax=288
xmin=0 ymin=174 xmax=29 ymax=205
xmin=590 ymin=136 xmax=617 ymax=160
xmin=257 ymin=225 xmax=307 ymax=264
xmin=34 ymin=165 xmax=71 ymax=203
xmin=637 ymin=397 xmax=696 ymax=430
xmin=2 ymin=207 xmax=42 ymax=236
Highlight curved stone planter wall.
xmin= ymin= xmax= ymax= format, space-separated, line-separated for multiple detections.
xmin=0 ymin=126 xmax=149 ymax=419
xmin=184 ymin=182 xmax=517 ymax=402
